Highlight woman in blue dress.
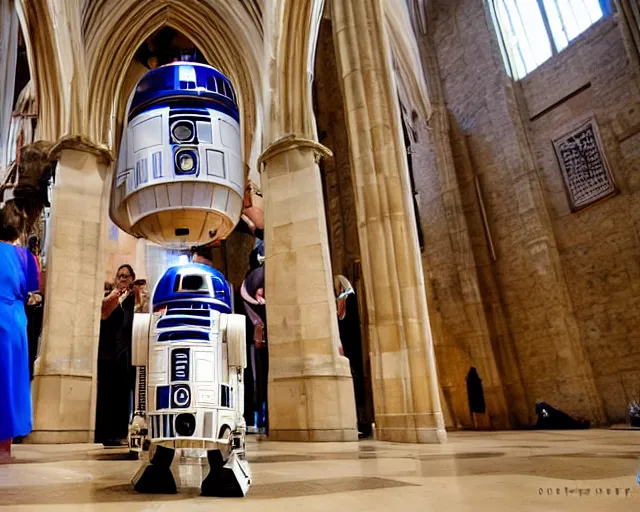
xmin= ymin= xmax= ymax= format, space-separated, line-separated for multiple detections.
xmin=0 ymin=206 xmax=39 ymax=462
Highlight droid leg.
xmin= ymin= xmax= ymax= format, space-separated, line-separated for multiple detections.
xmin=201 ymin=447 xmax=251 ymax=497
xmin=132 ymin=445 xmax=178 ymax=494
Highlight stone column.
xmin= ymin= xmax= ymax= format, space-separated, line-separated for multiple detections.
xmin=29 ymin=137 xmax=112 ymax=443
xmin=415 ymin=21 xmax=528 ymax=428
xmin=332 ymin=0 xmax=446 ymax=443
xmin=259 ymin=135 xmax=358 ymax=442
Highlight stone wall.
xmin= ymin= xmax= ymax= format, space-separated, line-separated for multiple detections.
xmin=519 ymin=16 xmax=640 ymax=422
xmin=426 ymin=1 xmax=639 ymax=423
xmin=410 ymin=115 xmax=523 ymax=429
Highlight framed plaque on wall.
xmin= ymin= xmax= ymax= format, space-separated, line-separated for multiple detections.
xmin=552 ymin=117 xmax=617 ymax=211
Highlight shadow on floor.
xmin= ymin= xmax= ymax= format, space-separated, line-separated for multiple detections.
xmin=0 ymin=477 xmax=417 ymax=506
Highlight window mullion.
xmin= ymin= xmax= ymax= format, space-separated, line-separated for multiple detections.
xmin=500 ymin=0 xmax=529 ymax=76
xmin=510 ymin=0 xmax=541 ymax=68
xmin=491 ymin=0 xmax=518 ymax=78
xmin=579 ymin=0 xmax=596 ymax=25
xmin=537 ymin=0 xmax=559 ymax=54
xmin=551 ymin=0 xmax=571 ymax=44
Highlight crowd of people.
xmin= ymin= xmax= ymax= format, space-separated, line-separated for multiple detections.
xmin=1 ymin=183 xmax=369 ymax=460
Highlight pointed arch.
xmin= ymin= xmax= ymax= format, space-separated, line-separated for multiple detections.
xmin=15 ymin=0 xmax=64 ymax=141
xmin=84 ymin=0 xmax=263 ymax=166
xmin=263 ymin=0 xmax=326 ymax=143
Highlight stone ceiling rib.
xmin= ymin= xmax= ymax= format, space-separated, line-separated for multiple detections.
xmin=383 ymin=0 xmax=431 ymax=120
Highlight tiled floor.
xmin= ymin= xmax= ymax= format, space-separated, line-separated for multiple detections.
xmin=0 ymin=429 xmax=639 ymax=511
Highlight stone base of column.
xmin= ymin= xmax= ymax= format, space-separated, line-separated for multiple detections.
xmin=375 ymin=427 xmax=447 ymax=444
xmin=25 ymin=430 xmax=95 ymax=444
xmin=374 ymin=413 xmax=447 ymax=444
xmin=268 ymin=375 xmax=358 ymax=442
xmin=30 ymin=374 xmax=95 ymax=444
xmin=269 ymin=429 xmax=358 ymax=442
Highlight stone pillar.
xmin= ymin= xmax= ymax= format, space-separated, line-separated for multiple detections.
xmin=29 ymin=137 xmax=112 ymax=443
xmin=415 ymin=22 xmax=528 ymax=428
xmin=332 ymin=0 xmax=446 ymax=443
xmin=259 ymin=135 xmax=358 ymax=442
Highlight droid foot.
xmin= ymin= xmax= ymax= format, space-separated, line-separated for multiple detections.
xmin=201 ymin=451 xmax=251 ymax=497
xmin=132 ymin=445 xmax=178 ymax=494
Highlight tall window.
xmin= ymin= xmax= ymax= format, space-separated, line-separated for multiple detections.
xmin=492 ymin=0 xmax=613 ymax=79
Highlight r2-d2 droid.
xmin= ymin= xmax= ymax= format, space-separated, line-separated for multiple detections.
xmin=130 ymin=264 xmax=250 ymax=496
xmin=109 ymin=61 xmax=251 ymax=496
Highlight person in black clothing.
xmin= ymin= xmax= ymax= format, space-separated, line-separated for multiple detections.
xmin=466 ymin=367 xmax=486 ymax=417
xmin=95 ymin=264 xmax=136 ymax=446
xmin=25 ymin=235 xmax=43 ymax=381
xmin=241 ymin=262 xmax=268 ymax=433
xmin=335 ymin=275 xmax=370 ymax=438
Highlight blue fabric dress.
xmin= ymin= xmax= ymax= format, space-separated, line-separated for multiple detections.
xmin=0 ymin=242 xmax=39 ymax=441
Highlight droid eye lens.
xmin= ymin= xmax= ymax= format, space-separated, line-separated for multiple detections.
xmin=175 ymin=149 xmax=198 ymax=175
xmin=175 ymin=413 xmax=196 ymax=437
xmin=172 ymin=122 xmax=194 ymax=142
xmin=179 ymin=154 xmax=194 ymax=171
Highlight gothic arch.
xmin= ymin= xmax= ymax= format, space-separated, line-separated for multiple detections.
xmin=264 ymin=0 xmax=326 ymax=143
xmin=15 ymin=0 xmax=64 ymax=141
xmin=84 ymin=0 xmax=263 ymax=166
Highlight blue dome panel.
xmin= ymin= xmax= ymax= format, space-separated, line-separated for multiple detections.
xmin=129 ymin=62 xmax=239 ymax=122
xmin=153 ymin=263 xmax=232 ymax=313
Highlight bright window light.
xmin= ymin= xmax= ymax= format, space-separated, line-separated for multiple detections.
xmin=492 ymin=0 xmax=610 ymax=79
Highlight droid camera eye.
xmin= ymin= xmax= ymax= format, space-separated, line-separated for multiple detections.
xmin=179 ymin=154 xmax=194 ymax=170
xmin=175 ymin=149 xmax=198 ymax=175
xmin=172 ymin=121 xmax=194 ymax=143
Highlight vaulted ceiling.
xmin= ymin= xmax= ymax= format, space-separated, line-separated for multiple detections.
xmin=81 ymin=0 xmax=264 ymax=38
xmin=15 ymin=0 xmax=431 ymax=172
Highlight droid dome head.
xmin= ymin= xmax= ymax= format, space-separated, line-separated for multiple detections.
xmin=152 ymin=263 xmax=232 ymax=314
xmin=110 ymin=62 xmax=245 ymax=249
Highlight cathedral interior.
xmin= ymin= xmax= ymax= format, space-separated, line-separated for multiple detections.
xmin=0 ymin=0 xmax=639 ymax=510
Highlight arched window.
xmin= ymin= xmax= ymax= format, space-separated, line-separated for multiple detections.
xmin=491 ymin=0 xmax=614 ymax=79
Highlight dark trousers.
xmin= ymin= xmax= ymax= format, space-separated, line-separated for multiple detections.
xmin=95 ymin=356 xmax=132 ymax=442
xmin=26 ymin=303 xmax=44 ymax=381
xmin=348 ymin=361 xmax=368 ymax=434
xmin=254 ymin=346 xmax=269 ymax=429
xmin=339 ymin=309 xmax=369 ymax=434
xmin=243 ymin=344 xmax=256 ymax=427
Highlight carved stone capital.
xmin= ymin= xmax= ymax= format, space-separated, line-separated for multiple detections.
xmin=258 ymin=134 xmax=333 ymax=171
xmin=50 ymin=135 xmax=113 ymax=165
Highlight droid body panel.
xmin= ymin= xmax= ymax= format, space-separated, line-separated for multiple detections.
xmin=110 ymin=62 xmax=245 ymax=249
xmin=129 ymin=264 xmax=250 ymax=496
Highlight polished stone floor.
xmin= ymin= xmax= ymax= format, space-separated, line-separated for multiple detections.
xmin=0 ymin=430 xmax=639 ymax=511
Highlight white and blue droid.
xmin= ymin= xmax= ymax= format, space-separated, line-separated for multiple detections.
xmin=110 ymin=61 xmax=245 ymax=248
xmin=130 ymin=263 xmax=250 ymax=496
xmin=113 ymin=61 xmax=251 ymax=497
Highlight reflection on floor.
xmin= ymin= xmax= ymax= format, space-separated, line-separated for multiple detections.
xmin=0 ymin=430 xmax=639 ymax=511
